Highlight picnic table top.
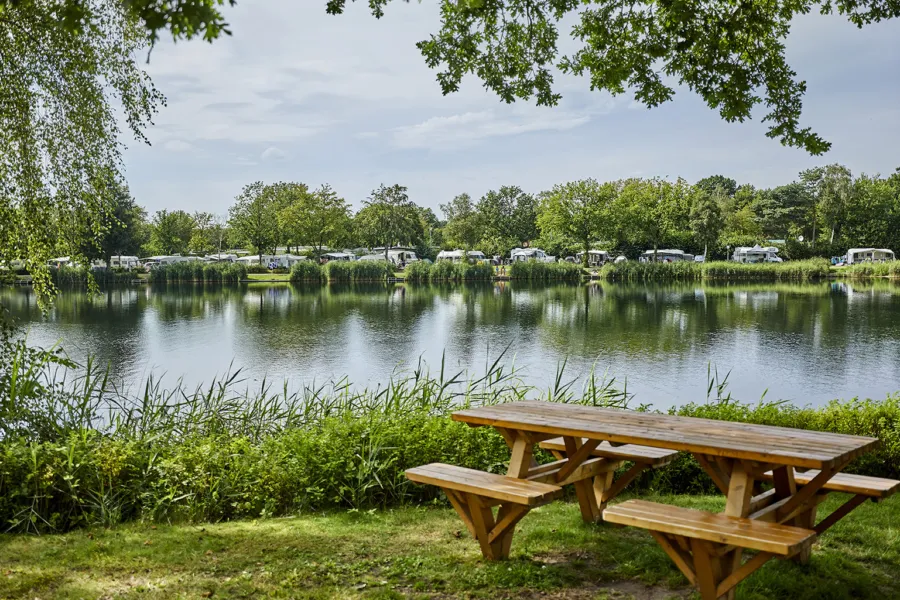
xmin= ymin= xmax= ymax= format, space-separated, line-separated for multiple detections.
xmin=452 ymin=401 xmax=878 ymax=470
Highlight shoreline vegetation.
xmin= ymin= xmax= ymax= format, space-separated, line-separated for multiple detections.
xmin=1 ymin=332 xmax=897 ymax=535
xmin=13 ymin=258 xmax=900 ymax=289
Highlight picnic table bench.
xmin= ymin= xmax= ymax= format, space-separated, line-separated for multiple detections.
xmin=405 ymin=400 xmax=894 ymax=600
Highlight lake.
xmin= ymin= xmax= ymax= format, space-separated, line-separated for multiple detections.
xmin=3 ymin=280 xmax=900 ymax=409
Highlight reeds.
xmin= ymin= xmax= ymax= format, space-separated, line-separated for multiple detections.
xmin=147 ymin=262 xmax=247 ymax=283
xmin=839 ymin=262 xmax=900 ymax=279
xmin=289 ymin=261 xmax=324 ymax=283
xmin=405 ymin=261 xmax=494 ymax=283
xmin=600 ymin=259 xmax=830 ymax=282
xmin=323 ymin=260 xmax=394 ymax=282
xmin=508 ymin=261 xmax=582 ymax=281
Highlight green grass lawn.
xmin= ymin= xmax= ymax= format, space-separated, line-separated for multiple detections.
xmin=245 ymin=273 xmax=292 ymax=282
xmin=0 ymin=494 xmax=896 ymax=599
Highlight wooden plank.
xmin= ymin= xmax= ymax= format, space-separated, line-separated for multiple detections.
xmin=599 ymin=462 xmax=648 ymax=503
xmin=405 ymin=464 xmax=563 ymax=505
xmin=694 ymin=453 xmax=730 ymax=494
xmin=467 ymin=493 xmax=497 ymax=560
xmin=573 ymin=478 xmax=601 ymax=523
xmin=508 ymin=433 xmax=534 ymax=478
xmin=443 ymin=489 xmax=476 ymax=537
xmin=453 ymin=402 xmax=878 ymax=469
xmin=759 ymin=469 xmax=900 ymax=499
xmin=603 ymin=500 xmax=815 ymax=555
xmin=814 ymin=493 xmax=868 ymax=535
xmin=555 ymin=438 xmax=601 ymax=481
xmin=691 ymin=539 xmax=720 ymax=600
xmin=488 ymin=505 xmax=528 ymax=544
xmin=649 ymin=532 xmax=696 ymax=585
xmin=538 ymin=437 xmax=679 ymax=466
xmin=725 ymin=461 xmax=754 ymax=518
xmin=748 ymin=488 xmax=778 ymax=513
xmin=526 ymin=456 xmax=618 ymax=487
xmin=716 ymin=551 xmax=773 ymax=598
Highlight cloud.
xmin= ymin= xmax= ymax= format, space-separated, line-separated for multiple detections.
xmin=260 ymin=146 xmax=286 ymax=161
xmin=390 ymin=106 xmax=596 ymax=150
xmin=163 ymin=139 xmax=193 ymax=152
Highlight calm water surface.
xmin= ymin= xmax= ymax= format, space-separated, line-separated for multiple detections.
xmin=3 ymin=281 xmax=900 ymax=409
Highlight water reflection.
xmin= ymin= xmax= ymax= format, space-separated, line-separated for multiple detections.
xmin=2 ymin=280 xmax=899 ymax=408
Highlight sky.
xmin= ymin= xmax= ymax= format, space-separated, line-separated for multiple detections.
xmin=122 ymin=1 xmax=900 ymax=216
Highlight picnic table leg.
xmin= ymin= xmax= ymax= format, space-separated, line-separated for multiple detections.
xmin=771 ymin=465 xmax=815 ymax=564
xmin=563 ymin=436 xmax=603 ymax=523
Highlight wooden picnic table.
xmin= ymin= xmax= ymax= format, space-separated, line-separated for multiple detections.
xmin=449 ymin=400 xmax=884 ymax=599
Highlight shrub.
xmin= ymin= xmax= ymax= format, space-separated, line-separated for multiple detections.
xmin=245 ymin=264 xmax=269 ymax=274
xmin=289 ymin=261 xmax=324 ymax=283
xmin=509 ymin=260 xmax=582 ymax=281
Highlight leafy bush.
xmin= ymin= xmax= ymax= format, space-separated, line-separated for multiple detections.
xmin=324 ymin=260 xmax=394 ymax=282
xmin=509 ymin=260 xmax=582 ymax=281
xmin=245 ymin=264 xmax=269 ymax=274
xmin=289 ymin=261 xmax=324 ymax=283
xmin=148 ymin=262 xmax=246 ymax=283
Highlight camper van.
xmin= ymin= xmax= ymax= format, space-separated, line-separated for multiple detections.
xmin=731 ymin=246 xmax=782 ymax=263
xmin=510 ymin=248 xmax=555 ymax=263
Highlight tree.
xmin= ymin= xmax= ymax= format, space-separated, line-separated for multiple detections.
xmin=441 ymin=193 xmax=482 ymax=250
xmin=689 ymin=188 xmax=725 ymax=258
xmin=327 ymin=0 xmax=900 ymax=155
xmin=476 ymin=186 xmax=537 ymax=256
xmin=537 ymin=179 xmax=615 ymax=266
xmin=696 ymin=176 xmax=738 ymax=198
xmin=752 ymin=183 xmax=814 ymax=240
xmin=64 ymin=181 xmax=149 ymax=267
xmin=189 ymin=212 xmax=218 ymax=254
xmin=615 ymin=178 xmax=682 ymax=258
xmin=0 ymin=0 xmax=163 ymax=300
xmin=802 ymin=164 xmax=854 ymax=244
xmin=355 ymin=184 xmax=424 ymax=260
xmin=149 ymin=210 xmax=194 ymax=255
xmin=228 ymin=182 xmax=282 ymax=262
xmin=277 ymin=184 xmax=351 ymax=255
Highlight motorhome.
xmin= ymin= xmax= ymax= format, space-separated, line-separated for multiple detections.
xmin=731 ymin=246 xmax=783 ymax=263
xmin=510 ymin=248 xmax=555 ymax=263
xmin=437 ymin=250 xmax=487 ymax=263
xmin=846 ymin=248 xmax=895 ymax=264
xmin=321 ymin=252 xmax=356 ymax=262
xmin=575 ymin=250 xmax=609 ymax=267
xmin=109 ymin=255 xmax=141 ymax=269
xmin=236 ymin=254 xmax=306 ymax=268
xmin=205 ymin=253 xmax=238 ymax=263
xmin=639 ymin=249 xmax=693 ymax=263
xmin=142 ymin=255 xmax=200 ymax=270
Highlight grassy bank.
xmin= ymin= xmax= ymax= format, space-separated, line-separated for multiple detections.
xmin=147 ymin=262 xmax=247 ymax=284
xmin=838 ymin=262 xmax=900 ymax=279
xmin=600 ymin=259 xmax=831 ymax=282
xmin=405 ymin=260 xmax=494 ymax=283
xmin=509 ymin=260 xmax=583 ymax=281
xmin=1 ymin=495 xmax=897 ymax=600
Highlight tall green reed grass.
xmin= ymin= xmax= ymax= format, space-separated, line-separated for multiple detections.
xmin=50 ymin=267 xmax=139 ymax=286
xmin=600 ymin=259 xmax=830 ymax=282
xmin=148 ymin=262 xmax=247 ymax=284
xmin=839 ymin=261 xmax=900 ymax=279
xmin=324 ymin=260 xmax=394 ymax=282
xmin=289 ymin=261 xmax=324 ymax=283
xmin=508 ymin=260 xmax=582 ymax=281
xmin=405 ymin=261 xmax=494 ymax=283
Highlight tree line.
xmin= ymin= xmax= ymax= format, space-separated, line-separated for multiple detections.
xmin=74 ymin=164 xmax=900 ymax=267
